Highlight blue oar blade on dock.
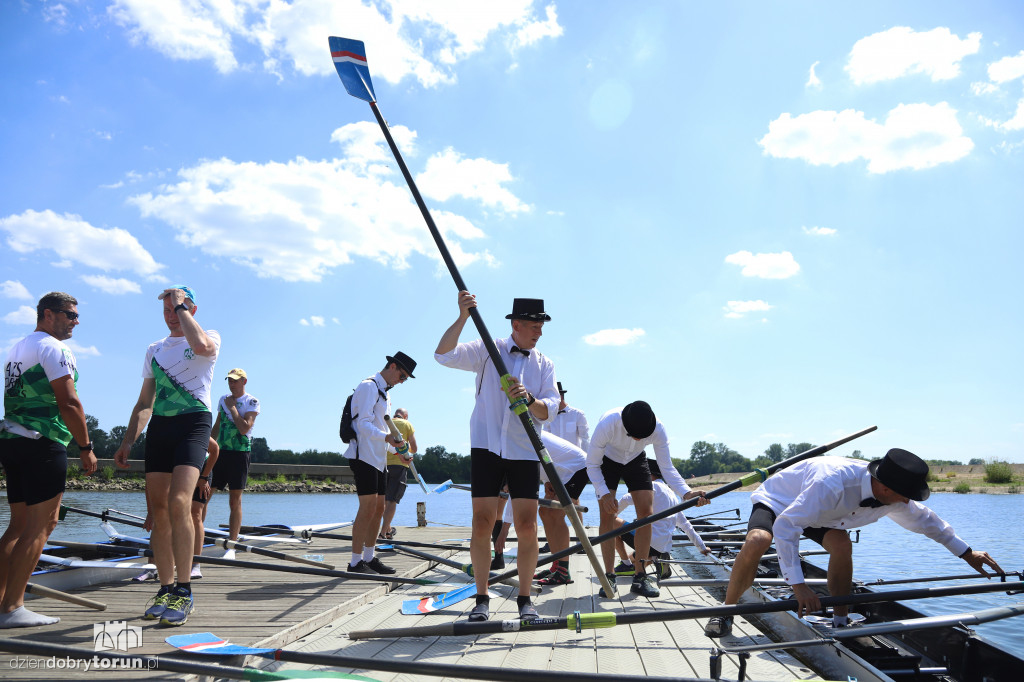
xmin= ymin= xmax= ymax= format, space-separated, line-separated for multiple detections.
xmin=401 ymin=583 xmax=478 ymax=615
xmin=165 ymin=632 xmax=275 ymax=656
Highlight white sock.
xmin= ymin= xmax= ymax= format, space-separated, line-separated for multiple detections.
xmin=0 ymin=606 xmax=60 ymax=628
xmin=350 ymin=553 xmax=362 ymax=567
xmin=362 ymin=547 xmax=375 ymax=562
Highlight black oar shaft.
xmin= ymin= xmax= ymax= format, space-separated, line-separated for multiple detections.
xmin=489 ymin=425 xmax=877 ymax=584
xmin=349 ymin=578 xmax=1022 ymax=639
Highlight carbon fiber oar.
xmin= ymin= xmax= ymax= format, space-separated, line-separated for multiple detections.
xmin=489 ymin=425 xmax=877 ymax=584
xmin=328 ymin=35 xmax=613 ymax=598
xmin=348 ymin=577 xmax=1023 ymax=639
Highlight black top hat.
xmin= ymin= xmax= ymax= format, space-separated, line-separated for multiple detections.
xmin=505 ymin=298 xmax=551 ymax=321
xmin=868 ymin=448 xmax=930 ymax=501
xmin=557 ymin=382 xmax=566 ymax=394
xmin=622 ymin=401 xmax=656 ymax=439
xmin=385 ymin=351 xmax=417 ymax=378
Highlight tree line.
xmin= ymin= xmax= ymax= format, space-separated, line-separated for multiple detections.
xmin=73 ymin=415 xmax=973 ymax=482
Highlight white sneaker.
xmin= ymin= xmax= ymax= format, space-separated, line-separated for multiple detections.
xmin=223 ymin=549 xmax=236 ymax=560
xmin=132 ymin=569 xmax=157 ymax=582
xmin=190 ymin=564 xmax=203 ymax=579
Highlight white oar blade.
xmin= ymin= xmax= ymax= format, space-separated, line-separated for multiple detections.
xmin=329 ymin=37 xmax=376 ymax=103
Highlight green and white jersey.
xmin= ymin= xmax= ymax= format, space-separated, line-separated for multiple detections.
xmin=216 ymin=392 xmax=260 ymax=452
xmin=2 ymin=331 xmax=79 ymax=445
xmin=142 ymin=331 xmax=221 ymax=417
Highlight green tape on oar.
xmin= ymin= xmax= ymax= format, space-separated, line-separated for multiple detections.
xmin=738 ymin=467 xmax=770 ymax=487
xmin=567 ymin=612 xmax=617 ymax=631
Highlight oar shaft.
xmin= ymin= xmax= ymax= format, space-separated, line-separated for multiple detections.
xmin=311 ymin=530 xmax=469 ymax=553
xmin=391 ymin=545 xmax=537 ymax=593
xmin=25 ymin=582 xmax=106 ymax=611
xmin=489 ymin=425 xmax=877 ymax=584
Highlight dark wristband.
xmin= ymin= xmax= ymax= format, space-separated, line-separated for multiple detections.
xmin=79 ymin=442 xmax=93 ymax=452
xmin=959 ymin=547 xmax=972 ymax=558
xmin=174 ymin=303 xmax=188 ymax=313
xmin=526 ymin=392 xmax=536 ymax=406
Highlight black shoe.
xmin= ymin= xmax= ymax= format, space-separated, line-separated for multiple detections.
xmin=538 ymin=543 xmax=550 ymax=554
xmin=468 ymin=601 xmax=489 ymax=622
xmin=347 ymin=560 xmax=373 ymax=573
xmin=704 ymin=615 xmax=733 ymax=638
xmin=630 ymin=574 xmax=660 ymax=598
xmin=519 ymin=602 xmax=540 ymax=621
xmin=490 ymin=555 xmax=505 ymax=570
xmin=598 ymin=572 xmax=617 ymax=598
xmin=365 ymin=557 xmax=397 ymax=574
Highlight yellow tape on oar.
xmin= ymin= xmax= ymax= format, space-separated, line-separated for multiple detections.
xmin=566 ymin=612 xmax=617 ymax=632
xmin=500 ymin=374 xmax=530 ymax=415
xmin=738 ymin=468 xmax=770 ymax=487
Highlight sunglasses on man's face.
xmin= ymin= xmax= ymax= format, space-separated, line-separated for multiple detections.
xmin=50 ymin=309 xmax=79 ymax=321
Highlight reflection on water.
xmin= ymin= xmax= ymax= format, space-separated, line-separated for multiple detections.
xmin=4 ymin=486 xmax=1021 ymax=653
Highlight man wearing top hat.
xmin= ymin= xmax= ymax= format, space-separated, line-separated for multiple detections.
xmin=543 ymin=382 xmax=590 ymax=452
xmin=344 ymin=351 xmax=416 ymax=576
xmin=435 ymin=291 xmax=559 ymax=622
xmin=703 ymin=448 xmax=1006 ymax=638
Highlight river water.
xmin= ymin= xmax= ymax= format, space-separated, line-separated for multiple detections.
xmin=6 ymin=486 xmax=1022 ymax=654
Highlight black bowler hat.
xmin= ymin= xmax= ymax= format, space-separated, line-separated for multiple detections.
xmin=385 ymin=351 xmax=417 ymax=378
xmin=557 ymin=382 xmax=567 ymax=395
xmin=505 ymin=298 xmax=551 ymax=321
xmin=868 ymin=448 xmax=930 ymax=501
xmin=622 ymin=401 xmax=657 ymax=439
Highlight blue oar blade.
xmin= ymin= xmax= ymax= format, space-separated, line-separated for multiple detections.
xmin=165 ymin=632 xmax=276 ymax=656
xmin=401 ymin=583 xmax=492 ymax=615
xmin=431 ymin=479 xmax=455 ymax=494
xmin=328 ymin=37 xmax=376 ymax=103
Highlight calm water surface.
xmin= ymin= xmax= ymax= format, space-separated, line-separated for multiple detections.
xmin=4 ymin=486 xmax=1021 ymax=654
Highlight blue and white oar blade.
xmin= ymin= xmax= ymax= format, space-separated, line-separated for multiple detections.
xmin=166 ymin=632 xmax=275 ymax=656
xmin=328 ymin=37 xmax=376 ymax=103
xmin=431 ymin=479 xmax=455 ymax=494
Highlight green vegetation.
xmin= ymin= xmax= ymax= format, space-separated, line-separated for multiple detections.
xmin=953 ymin=482 xmax=971 ymax=494
xmin=984 ymin=460 xmax=1014 ymax=484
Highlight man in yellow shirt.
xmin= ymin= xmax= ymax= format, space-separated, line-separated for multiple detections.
xmin=380 ymin=408 xmax=417 ymax=540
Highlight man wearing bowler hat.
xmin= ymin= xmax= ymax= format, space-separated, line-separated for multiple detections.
xmin=344 ymin=351 xmax=416 ymax=575
xmin=435 ymin=292 xmax=560 ymax=622
xmin=704 ymin=448 xmax=1006 ymax=638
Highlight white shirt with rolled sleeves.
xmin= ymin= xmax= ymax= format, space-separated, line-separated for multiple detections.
xmin=343 ymin=373 xmax=391 ymax=472
xmin=618 ymin=480 xmax=709 ymax=555
xmin=539 ymin=431 xmax=587 ymax=485
xmin=544 ymin=405 xmax=590 ymax=452
xmin=585 ymin=408 xmax=692 ymax=501
xmin=751 ymin=456 xmax=969 ymax=586
xmin=434 ymin=335 xmax=558 ymax=462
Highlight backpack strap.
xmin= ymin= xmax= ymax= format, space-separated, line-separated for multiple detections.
xmin=353 ymin=377 xmax=388 ymax=459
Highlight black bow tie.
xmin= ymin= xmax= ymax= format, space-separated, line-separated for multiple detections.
xmin=859 ymin=498 xmax=883 ymax=508
xmin=557 ymin=409 xmax=566 ymax=414
xmin=509 ymin=346 xmax=529 ymax=356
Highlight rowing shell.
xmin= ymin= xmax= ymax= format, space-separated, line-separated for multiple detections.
xmin=31 ymin=553 xmax=154 ymax=596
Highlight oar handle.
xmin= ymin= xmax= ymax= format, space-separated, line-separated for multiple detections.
xmin=25 ymin=582 xmax=106 ymax=611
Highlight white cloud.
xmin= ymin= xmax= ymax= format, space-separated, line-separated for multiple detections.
xmin=805 ymin=60 xmax=822 ymax=89
xmin=759 ymin=102 xmax=974 ymax=173
xmin=3 ymin=306 xmax=37 ymax=325
xmin=724 ymin=300 xmax=772 ymax=319
xmin=725 ymin=251 xmax=800 ymax=279
xmin=802 ymin=226 xmax=837 ymax=236
xmin=582 ymin=328 xmax=646 ymax=346
xmin=299 ymin=319 xmax=310 ymax=326
xmin=309 ymin=315 xmax=325 ymax=327
xmin=80 ymin=275 xmax=142 ymax=295
xmin=127 ymin=129 xmax=503 ymax=282
xmin=416 ymin=148 xmax=530 ymax=214
xmin=66 ymin=339 xmax=101 ymax=357
xmin=846 ymin=27 xmax=981 ymax=85
xmin=981 ymin=99 xmax=1024 ymax=132
xmin=109 ymin=0 xmax=561 ymax=87
xmin=0 ymin=209 xmax=165 ymax=277
xmin=1 ymin=281 xmax=32 ymax=300
xmin=988 ymin=50 xmax=1024 ymax=84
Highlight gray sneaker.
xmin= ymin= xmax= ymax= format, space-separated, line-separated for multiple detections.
xmin=467 ymin=601 xmax=489 ymax=622
xmin=630 ymin=574 xmax=660 ymax=598
xmin=704 ymin=615 xmax=734 ymax=638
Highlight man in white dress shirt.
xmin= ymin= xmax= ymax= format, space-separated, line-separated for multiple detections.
xmin=544 ymin=382 xmax=589 ymax=451
xmin=587 ymin=401 xmax=708 ymax=599
xmin=344 ymin=352 xmax=416 ymax=576
xmin=704 ymin=448 xmax=1005 ymax=638
xmin=435 ymin=292 xmax=559 ymax=622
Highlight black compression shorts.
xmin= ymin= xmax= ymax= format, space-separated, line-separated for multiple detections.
xmin=0 ymin=436 xmax=67 ymax=505
xmin=212 ymin=449 xmax=251 ymax=491
xmin=601 ymin=452 xmax=653 ymax=497
xmin=747 ymin=502 xmax=839 ymax=546
xmin=350 ymin=458 xmax=386 ymax=496
xmin=470 ymin=448 xmax=539 ymax=499
xmin=145 ymin=412 xmax=212 ymax=474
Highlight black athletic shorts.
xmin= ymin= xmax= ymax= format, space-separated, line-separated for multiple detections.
xmin=620 ymin=530 xmax=669 ymax=560
xmin=0 ymin=436 xmax=67 ymax=505
xmin=470 ymin=448 xmax=539 ymax=499
xmin=562 ymin=467 xmax=590 ymax=500
xmin=212 ymin=449 xmax=251 ymax=491
xmin=385 ymin=464 xmax=409 ymax=502
xmin=192 ymin=479 xmax=211 ymax=504
xmin=601 ymin=452 xmax=653 ymax=497
xmin=145 ymin=412 xmax=212 ymax=474
xmin=350 ymin=458 xmax=386 ymax=496
xmin=747 ymin=502 xmax=837 ymax=546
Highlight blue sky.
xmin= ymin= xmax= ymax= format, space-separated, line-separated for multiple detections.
xmin=2 ymin=1 xmax=1022 ymax=464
